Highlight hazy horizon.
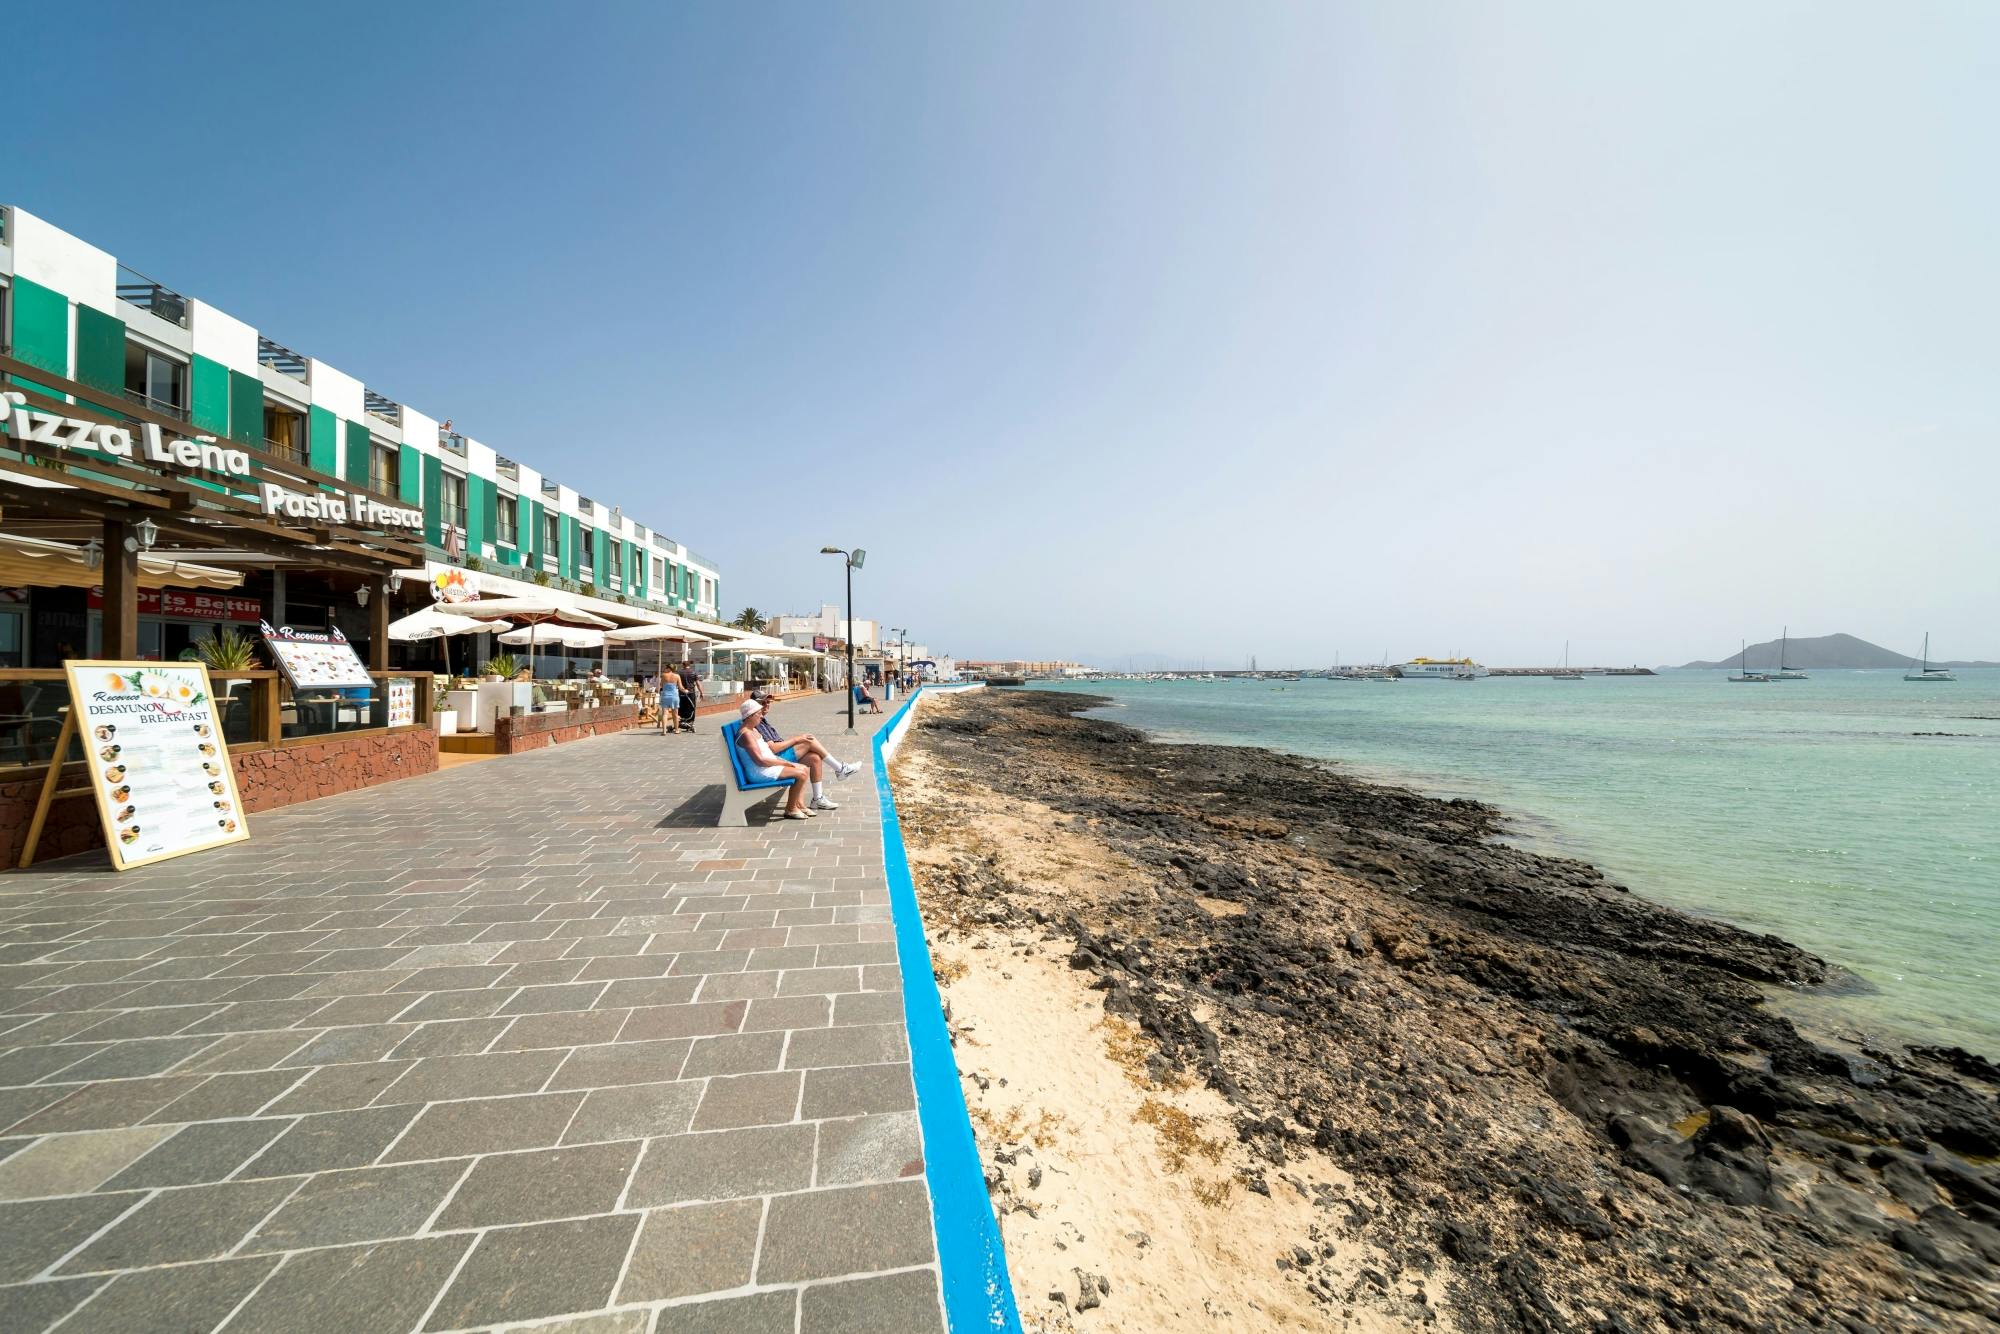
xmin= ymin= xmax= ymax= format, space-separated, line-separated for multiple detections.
xmin=11 ymin=2 xmax=1996 ymax=666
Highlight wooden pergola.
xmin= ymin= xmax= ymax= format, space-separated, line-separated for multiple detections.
xmin=0 ymin=351 xmax=427 ymax=667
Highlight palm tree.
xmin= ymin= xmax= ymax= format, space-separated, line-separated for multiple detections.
xmin=731 ymin=607 xmax=766 ymax=632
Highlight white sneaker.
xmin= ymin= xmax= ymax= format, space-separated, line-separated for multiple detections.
xmin=810 ymin=796 xmax=840 ymax=811
xmin=834 ymin=761 xmax=860 ymax=780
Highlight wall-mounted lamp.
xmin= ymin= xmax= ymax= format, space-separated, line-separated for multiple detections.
xmin=356 ymin=583 xmax=372 ymax=608
xmin=82 ymin=537 xmax=103 ymax=572
xmin=135 ymin=518 xmax=159 ymax=550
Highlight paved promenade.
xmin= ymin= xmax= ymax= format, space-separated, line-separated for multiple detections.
xmin=0 ymin=694 xmax=948 ymax=1333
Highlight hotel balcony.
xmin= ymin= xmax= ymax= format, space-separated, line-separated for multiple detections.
xmin=116 ymin=264 xmax=189 ymax=329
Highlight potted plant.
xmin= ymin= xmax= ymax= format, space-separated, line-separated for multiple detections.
xmin=433 ymin=680 xmax=457 ymax=736
xmin=479 ymin=654 xmax=517 ymax=683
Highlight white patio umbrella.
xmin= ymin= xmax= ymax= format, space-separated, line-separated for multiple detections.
xmin=447 ymin=599 xmax=615 ymax=678
xmin=498 ymin=625 xmax=605 ymax=649
xmin=604 ymin=622 xmax=718 ymax=684
xmin=386 ymin=606 xmax=514 ymax=677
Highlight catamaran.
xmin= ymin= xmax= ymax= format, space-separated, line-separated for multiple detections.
xmin=1905 ymin=632 xmax=1955 ymax=683
xmin=1729 ymin=639 xmax=1770 ymax=683
xmin=1770 ymin=627 xmax=1808 ymax=679
xmin=1553 ymin=641 xmax=1584 ymax=680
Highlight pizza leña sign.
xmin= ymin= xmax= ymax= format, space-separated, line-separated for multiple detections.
xmin=5 ymin=390 xmax=422 ymax=534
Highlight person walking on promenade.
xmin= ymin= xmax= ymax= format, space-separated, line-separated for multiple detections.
xmin=748 ymin=689 xmax=858 ymax=808
xmin=735 ymin=698 xmax=813 ymax=819
xmin=657 ymin=668 xmax=680 ymax=735
xmin=676 ymin=663 xmax=701 ymax=732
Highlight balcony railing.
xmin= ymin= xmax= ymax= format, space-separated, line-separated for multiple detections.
xmin=258 ymin=337 xmax=308 ymax=381
xmin=125 ymin=388 xmax=189 ymax=422
xmin=363 ymin=389 xmax=402 ymax=424
xmin=264 ymin=435 xmax=307 ymax=465
xmin=117 ymin=265 xmax=190 ymax=328
xmin=440 ymin=432 xmax=467 ymax=457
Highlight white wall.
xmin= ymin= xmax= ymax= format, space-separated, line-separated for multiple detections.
xmin=189 ymin=299 xmax=258 ymax=377
xmin=9 ymin=208 xmax=114 ymax=313
xmin=307 ymin=359 xmax=364 ymax=421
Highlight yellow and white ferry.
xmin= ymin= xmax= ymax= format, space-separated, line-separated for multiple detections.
xmin=1394 ymin=656 xmax=1489 ymax=680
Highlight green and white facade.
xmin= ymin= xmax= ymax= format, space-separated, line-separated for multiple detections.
xmin=0 ymin=204 xmax=720 ymax=621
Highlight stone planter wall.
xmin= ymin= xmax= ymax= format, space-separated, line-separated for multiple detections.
xmin=492 ymin=703 xmax=641 ymax=754
xmin=1 ymin=728 xmax=439 ymax=870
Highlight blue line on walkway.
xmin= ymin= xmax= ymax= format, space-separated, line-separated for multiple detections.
xmin=875 ymin=686 xmax=1023 ymax=1334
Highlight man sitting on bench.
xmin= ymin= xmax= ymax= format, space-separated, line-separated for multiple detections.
xmin=748 ymin=690 xmax=858 ymax=809
xmin=854 ymin=682 xmax=883 ymax=714
xmin=735 ymin=699 xmax=814 ymax=820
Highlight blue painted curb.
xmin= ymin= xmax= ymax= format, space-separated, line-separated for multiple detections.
xmin=874 ymin=686 xmax=1023 ymax=1333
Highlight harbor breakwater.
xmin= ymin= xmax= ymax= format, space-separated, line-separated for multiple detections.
xmin=895 ymin=689 xmax=2000 ymax=1330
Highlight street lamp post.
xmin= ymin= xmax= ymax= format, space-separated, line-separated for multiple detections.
xmin=820 ymin=546 xmax=865 ymax=733
xmin=890 ymin=627 xmax=907 ymax=690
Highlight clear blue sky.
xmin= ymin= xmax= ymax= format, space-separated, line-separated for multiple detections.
xmin=10 ymin=1 xmax=1997 ymax=666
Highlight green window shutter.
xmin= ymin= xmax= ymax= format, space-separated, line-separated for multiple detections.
xmin=592 ymin=529 xmax=608 ymax=585
xmin=308 ymin=406 xmax=338 ymax=474
xmin=521 ymin=496 xmax=538 ymax=562
xmin=190 ymin=355 xmax=230 ymax=434
xmin=398 ymin=445 xmax=422 ymax=504
xmin=74 ymin=304 xmax=125 ymax=394
xmin=8 ymin=278 xmax=70 ymax=400
xmin=228 ymin=371 xmax=263 ymax=445
xmin=467 ymin=475 xmax=494 ymax=552
xmin=344 ymin=420 xmax=370 ymax=485
xmin=560 ymin=515 xmax=576 ymax=580
xmin=422 ymin=453 xmax=444 ymax=546
xmin=474 ymin=478 xmax=494 ymax=552
xmin=634 ymin=547 xmax=646 ymax=597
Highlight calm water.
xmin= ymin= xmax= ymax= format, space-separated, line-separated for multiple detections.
xmin=1032 ymin=671 xmax=2000 ymax=1055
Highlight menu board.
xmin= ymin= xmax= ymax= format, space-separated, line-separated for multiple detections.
xmin=261 ymin=620 xmax=372 ymax=690
xmin=387 ymin=677 xmax=416 ymax=727
xmin=62 ymin=661 xmax=250 ymax=871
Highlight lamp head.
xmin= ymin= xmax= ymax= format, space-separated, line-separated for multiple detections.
xmin=819 ymin=546 xmax=844 ymax=556
xmin=849 ymin=549 xmax=866 ymax=569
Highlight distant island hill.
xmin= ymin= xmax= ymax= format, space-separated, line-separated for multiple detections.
xmin=1678 ymin=633 xmax=1999 ymax=671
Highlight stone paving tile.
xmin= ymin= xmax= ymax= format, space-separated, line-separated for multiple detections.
xmin=618 ymin=1197 xmax=764 ymax=1302
xmin=248 ymin=1103 xmax=420 ymax=1176
xmin=655 ymin=1290 xmax=798 ymax=1334
xmin=218 ymin=1234 xmax=473 ymax=1334
xmin=0 ymin=695 xmax=946 ymax=1333
xmin=66 ymin=1254 xmax=279 ymax=1333
xmin=629 ymin=1122 xmax=815 ymax=1206
xmin=62 ymin=1177 xmax=300 ymax=1272
xmin=425 ymin=1212 xmax=639 ymax=1329
xmin=386 ymin=1089 xmax=584 ymax=1161
xmin=0 ymin=1125 xmax=174 ymax=1199
xmin=104 ymin=1118 xmax=289 ymax=1190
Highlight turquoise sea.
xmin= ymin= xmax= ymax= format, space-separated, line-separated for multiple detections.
xmin=1031 ymin=672 xmax=2000 ymax=1056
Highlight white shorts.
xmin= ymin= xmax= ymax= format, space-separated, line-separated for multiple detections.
xmin=755 ymin=763 xmax=789 ymax=782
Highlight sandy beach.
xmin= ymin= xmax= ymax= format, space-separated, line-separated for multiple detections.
xmin=893 ymin=689 xmax=2000 ymax=1331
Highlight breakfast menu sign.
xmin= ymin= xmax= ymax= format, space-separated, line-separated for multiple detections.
xmin=62 ymin=661 xmax=249 ymax=870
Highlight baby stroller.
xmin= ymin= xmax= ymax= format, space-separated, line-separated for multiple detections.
xmin=676 ymin=687 xmax=698 ymax=733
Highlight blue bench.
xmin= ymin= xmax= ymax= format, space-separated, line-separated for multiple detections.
xmin=718 ymin=719 xmax=800 ymax=826
xmin=852 ymin=685 xmax=882 ymax=714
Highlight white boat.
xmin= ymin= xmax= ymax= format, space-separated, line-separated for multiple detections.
xmin=1729 ymin=638 xmax=1771 ymax=683
xmin=1905 ymin=633 xmax=1956 ymax=683
xmin=1395 ymin=656 xmax=1488 ymax=680
xmin=1770 ymin=627 xmax=1808 ymax=679
xmin=1552 ymin=641 xmax=1584 ymax=681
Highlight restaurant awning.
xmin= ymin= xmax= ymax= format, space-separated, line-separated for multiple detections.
xmin=387 ymin=607 xmax=512 ymax=641
xmin=499 ymin=625 xmax=605 ymax=649
xmin=0 ymin=532 xmax=245 ymax=591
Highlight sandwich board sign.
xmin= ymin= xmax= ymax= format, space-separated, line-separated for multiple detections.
xmin=260 ymin=620 xmax=372 ymax=690
xmin=21 ymin=661 xmax=250 ymax=871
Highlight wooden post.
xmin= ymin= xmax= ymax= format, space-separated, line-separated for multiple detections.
xmin=102 ymin=518 xmax=140 ymax=660
xmin=369 ymin=579 xmax=390 ymax=672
